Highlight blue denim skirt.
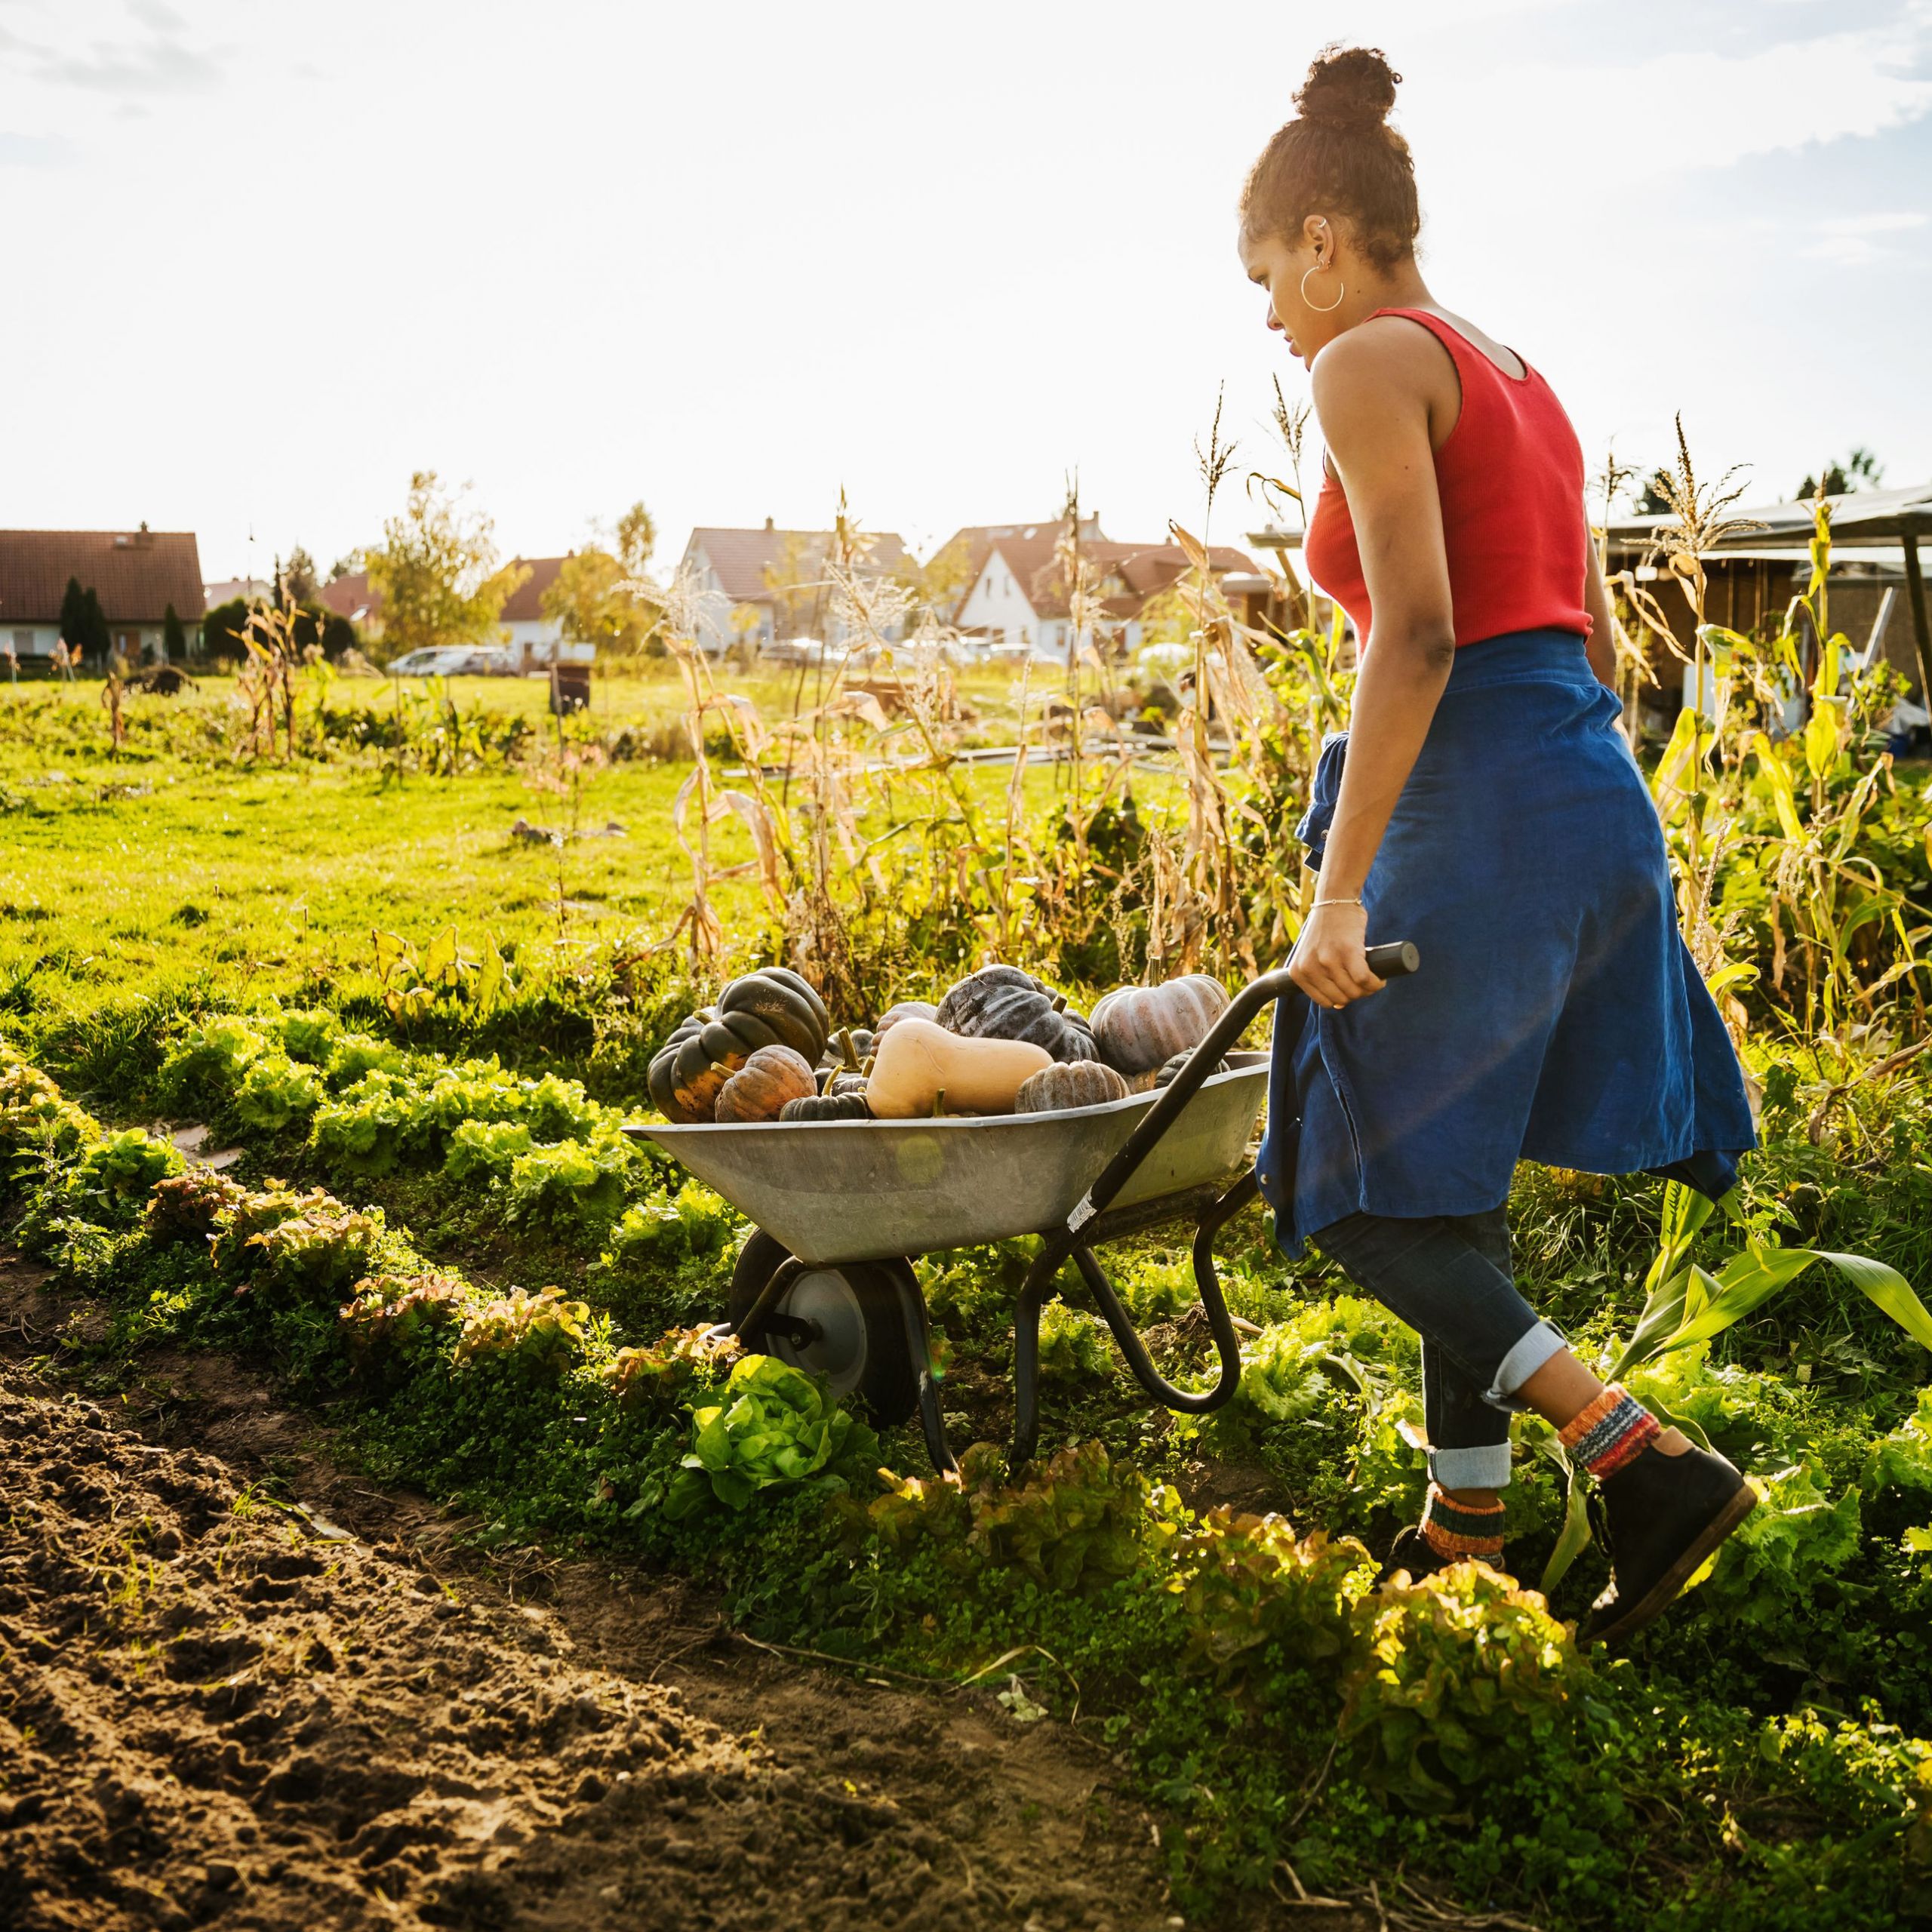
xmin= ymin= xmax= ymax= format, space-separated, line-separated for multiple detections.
xmin=1256 ymin=629 xmax=1756 ymax=1255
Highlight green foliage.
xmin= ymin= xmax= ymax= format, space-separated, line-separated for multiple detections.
xmin=1340 ymin=1564 xmax=1583 ymax=1810
xmin=672 ymin=1353 xmax=876 ymax=1515
xmin=601 ymin=1323 xmax=741 ymax=1417
xmin=453 ymin=1284 xmax=590 ymax=1377
xmin=233 ymin=1054 xmax=325 ymax=1131
xmin=1036 ymin=1300 xmax=1114 ymax=1383
xmin=1866 ymin=1389 xmax=1932 ymax=1498
xmin=339 ymin=1270 xmax=469 ymax=1362
xmin=1699 ymin=1463 xmax=1865 ymax=1626
xmin=1169 ymin=1506 xmax=1371 ymax=1681
xmin=860 ymin=1440 xmax=1157 ymax=1597
xmin=144 ymin=1168 xmax=249 ymax=1241
xmin=600 ymin=1183 xmax=737 ymax=1269
xmin=77 ymin=1128 xmax=184 ymax=1201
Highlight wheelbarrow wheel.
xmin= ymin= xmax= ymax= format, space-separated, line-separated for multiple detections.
xmin=728 ymin=1231 xmax=921 ymax=1429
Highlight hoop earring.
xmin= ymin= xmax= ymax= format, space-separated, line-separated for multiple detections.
xmin=1300 ymin=263 xmax=1345 ymax=312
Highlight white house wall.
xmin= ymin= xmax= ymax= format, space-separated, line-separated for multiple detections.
xmin=957 ymin=549 xmax=1044 ymax=649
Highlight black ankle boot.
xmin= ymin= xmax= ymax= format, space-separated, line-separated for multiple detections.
xmin=1580 ymin=1441 xmax=1755 ymax=1645
xmin=1379 ymin=1524 xmax=1506 ymax=1586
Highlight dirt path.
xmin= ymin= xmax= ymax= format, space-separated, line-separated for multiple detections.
xmin=2 ymin=1265 xmax=1335 ymax=1932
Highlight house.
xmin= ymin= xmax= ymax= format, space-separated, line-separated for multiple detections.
xmin=203 ymin=577 xmax=273 ymax=608
xmin=954 ymin=525 xmax=1258 ymax=659
xmin=677 ymin=521 xmax=912 ymax=652
xmin=0 ymin=528 xmax=205 ymax=663
xmin=497 ymin=555 xmax=570 ymax=663
xmin=933 ymin=515 xmax=1108 ymax=620
xmin=317 ymin=571 xmax=380 ymax=630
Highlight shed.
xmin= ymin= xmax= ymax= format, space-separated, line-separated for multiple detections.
xmin=1602 ymin=482 xmax=1932 ymax=709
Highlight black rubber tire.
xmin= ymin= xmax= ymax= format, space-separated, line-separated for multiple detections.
xmin=727 ymin=1231 xmax=921 ymax=1429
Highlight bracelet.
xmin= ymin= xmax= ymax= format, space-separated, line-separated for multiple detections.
xmin=1313 ymin=895 xmax=1364 ymax=910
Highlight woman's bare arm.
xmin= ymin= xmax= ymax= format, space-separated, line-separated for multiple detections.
xmin=1581 ymin=512 xmax=1620 ymax=689
xmin=1287 ymin=323 xmax=1457 ymax=1012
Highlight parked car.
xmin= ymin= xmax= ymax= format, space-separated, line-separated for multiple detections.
xmin=386 ymin=646 xmax=488 ymax=677
xmin=987 ymin=639 xmax=1066 ymax=669
xmin=760 ymin=637 xmax=829 ymax=667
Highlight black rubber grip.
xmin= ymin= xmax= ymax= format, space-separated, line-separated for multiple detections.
xmin=1365 ymin=940 xmax=1420 ymax=979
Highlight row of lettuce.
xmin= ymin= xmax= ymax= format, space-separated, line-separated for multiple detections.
xmin=3 ymin=1023 xmax=1932 ymax=1922
xmin=24 ymin=1004 xmax=1932 ymax=1678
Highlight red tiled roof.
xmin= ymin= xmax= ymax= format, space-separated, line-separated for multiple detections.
xmin=318 ymin=571 xmax=377 ymax=622
xmin=499 ymin=555 xmax=569 ymax=622
xmin=0 ymin=529 xmax=205 ymax=625
xmin=685 ymin=527 xmax=912 ymax=605
xmin=977 ymin=535 xmax=1257 ymax=621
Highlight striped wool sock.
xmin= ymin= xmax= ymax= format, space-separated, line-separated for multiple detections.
xmin=1420 ymin=1483 xmax=1506 ymax=1562
xmin=1559 ymin=1384 xmax=1661 ymax=1480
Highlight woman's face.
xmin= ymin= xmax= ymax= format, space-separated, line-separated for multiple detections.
xmin=1239 ymin=219 xmax=1343 ymax=369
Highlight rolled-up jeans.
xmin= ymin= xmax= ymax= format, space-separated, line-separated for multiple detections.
xmin=1315 ymin=1206 xmax=1564 ymax=1492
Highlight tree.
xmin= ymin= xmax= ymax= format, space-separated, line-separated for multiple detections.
xmin=284 ymin=546 xmax=318 ymax=604
xmin=204 ymin=598 xmax=250 ymax=660
xmin=541 ymin=547 xmax=662 ymax=657
xmin=82 ymin=588 xmax=110 ymax=663
xmin=163 ymin=604 xmax=186 ymax=661
xmin=897 ymin=533 xmax=975 ymax=625
xmin=1798 ymin=448 xmax=1884 ymax=501
xmin=328 ymin=551 xmax=362 ymax=583
xmin=362 ymin=471 xmax=528 ymax=660
xmin=615 ymin=501 xmax=656 ymax=577
xmin=59 ymin=577 xmax=88 ymax=651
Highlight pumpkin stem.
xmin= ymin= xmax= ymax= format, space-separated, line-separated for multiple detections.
xmin=835 ymin=1028 xmax=861 ymax=1072
xmin=1049 ymin=992 xmax=1067 ymax=1013
xmin=931 ymin=1087 xmax=946 ymax=1118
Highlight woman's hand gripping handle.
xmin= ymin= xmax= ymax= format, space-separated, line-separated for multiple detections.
xmin=1290 ymin=900 xmax=1420 ymax=1010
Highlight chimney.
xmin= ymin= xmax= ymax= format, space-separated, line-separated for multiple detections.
xmin=764 ymin=516 xmax=774 ymax=531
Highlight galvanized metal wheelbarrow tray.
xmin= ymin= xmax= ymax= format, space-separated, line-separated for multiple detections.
xmin=624 ymin=946 xmax=1417 ymax=1475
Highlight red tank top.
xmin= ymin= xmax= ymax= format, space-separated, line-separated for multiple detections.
xmin=1301 ymin=307 xmax=1591 ymax=648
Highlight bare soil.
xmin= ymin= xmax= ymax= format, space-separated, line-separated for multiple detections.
xmin=0 ymin=1263 xmax=1350 ymax=1932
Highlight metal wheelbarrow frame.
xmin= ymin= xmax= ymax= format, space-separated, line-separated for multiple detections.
xmin=625 ymin=946 xmax=1416 ymax=1472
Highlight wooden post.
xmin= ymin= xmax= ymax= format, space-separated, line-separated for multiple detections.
xmin=1903 ymin=525 xmax=1932 ymax=708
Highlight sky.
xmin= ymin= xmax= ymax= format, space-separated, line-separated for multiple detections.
xmin=1 ymin=0 xmax=1928 ymax=582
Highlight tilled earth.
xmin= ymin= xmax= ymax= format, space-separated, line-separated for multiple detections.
xmin=0 ymin=1266 xmax=1292 ymax=1932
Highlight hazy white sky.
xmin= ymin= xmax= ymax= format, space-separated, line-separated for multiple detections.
xmin=2 ymin=0 xmax=1928 ymax=580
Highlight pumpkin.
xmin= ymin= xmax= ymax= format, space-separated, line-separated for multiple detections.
xmin=648 ymin=1009 xmax=717 ymax=1122
xmin=660 ymin=968 xmax=831 ymax=1118
xmin=1090 ymin=974 xmax=1231 ymax=1076
xmin=1014 ymin=1060 xmax=1131 ymax=1114
xmin=815 ymin=1068 xmax=869 ymax=1097
xmin=718 ymin=966 xmax=829 ymax=1060
xmin=818 ymin=1026 xmax=877 ymax=1072
xmin=934 ymin=964 xmax=1098 ymax=1063
xmin=780 ymin=1090 xmax=872 ymax=1123
xmin=1152 ymin=1050 xmax=1230 ymax=1088
xmin=715 ymin=1045 xmax=818 ymax=1123
xmin=875 ymin=1000 xmax=937 ymax=1036
xmin=864 ymin=1019 xmax=1050 ymax=1118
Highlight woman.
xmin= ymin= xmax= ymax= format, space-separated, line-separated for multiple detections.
xmin=1241 ymin=47 xmax=1759 ymax=1643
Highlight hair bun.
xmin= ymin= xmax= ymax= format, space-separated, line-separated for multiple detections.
xmin=1294 ymin=44 xmax=1400 ymax=129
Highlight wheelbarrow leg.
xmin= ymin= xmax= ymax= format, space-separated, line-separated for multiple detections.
xmin=883 ymin=1263 xmax=957 ymax=1475
xmin=1010 ymin=1241 xmax=1068 ymax=1470
xmin=733 ymin=1254 xmax=806 ymax=1351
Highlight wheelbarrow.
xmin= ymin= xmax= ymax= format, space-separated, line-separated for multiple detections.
xmin=623 ymin=944 xmax=1419 ymax=1472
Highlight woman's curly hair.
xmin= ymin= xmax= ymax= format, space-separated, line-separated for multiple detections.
xmin=1240 ymin=45 xmax=1420 ymax=270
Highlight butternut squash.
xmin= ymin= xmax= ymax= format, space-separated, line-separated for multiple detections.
xmin=863 ymin=1019 xmax=1049 ymax=1118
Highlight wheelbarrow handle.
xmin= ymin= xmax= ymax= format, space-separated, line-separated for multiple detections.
xmin=1063 ymin=941 xmax=1419 ymax=1236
